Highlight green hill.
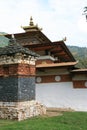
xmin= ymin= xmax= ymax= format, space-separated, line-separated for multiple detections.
xmin=68 ymin=46 xmax=87 ymax=68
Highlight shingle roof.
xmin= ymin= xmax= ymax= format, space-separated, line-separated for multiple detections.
xmin=0 ymin=38 xmax=39 ymax=57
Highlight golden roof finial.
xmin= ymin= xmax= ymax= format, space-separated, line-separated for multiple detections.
xmin=29 ymin=16 xmax=34 ymax=26
xmin=21 ymin=16 xmax=42 ymax=32
xmin=63 ymin=37 xmax=67 ymax=41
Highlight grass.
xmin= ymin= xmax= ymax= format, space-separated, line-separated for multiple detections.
xmin=0 ymin=112 xmax=87 ymax=130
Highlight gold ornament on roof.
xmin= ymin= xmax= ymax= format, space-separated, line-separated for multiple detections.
xmin=29 ymin=16 xmax=34 ymax=26
xmin=21 ymin=16 xmax=42 ymax=32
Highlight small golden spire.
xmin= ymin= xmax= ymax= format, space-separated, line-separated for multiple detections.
xmin=29 ymin=16 xmax=34 ymax=26
xmin=21 ymin=16 xmax=42 ymax=32
xmin=63 ymin=37 xmax=67 ymax=41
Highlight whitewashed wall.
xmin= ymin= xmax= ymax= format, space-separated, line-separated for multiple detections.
xmin=36 ymin=82 xmax=87 ymax=111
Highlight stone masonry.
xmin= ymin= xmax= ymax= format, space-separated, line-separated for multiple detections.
xmin=0 ymin=101 xmax=46 ymax=121
xmin=0 ymin=38 xmax=46 ymax=120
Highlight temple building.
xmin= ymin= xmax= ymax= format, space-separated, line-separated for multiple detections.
xmin=2 ymin=17 xmax=87 ymax=112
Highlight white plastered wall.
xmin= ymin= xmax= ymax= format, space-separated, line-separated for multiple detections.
xmin=36 ymin=82 xmax=87 ymax=111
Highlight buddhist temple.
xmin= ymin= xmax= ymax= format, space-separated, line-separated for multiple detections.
xmin=2 ymin=17 xmax=87 ymax=112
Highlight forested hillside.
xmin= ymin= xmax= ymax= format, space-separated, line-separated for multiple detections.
xmin=0 ymin=32 xmax=9 ymax=47
xmin=68 ymin=46 xmax=87 ymax=68
xmin=0 ymin=32 xmax=87 ymax=68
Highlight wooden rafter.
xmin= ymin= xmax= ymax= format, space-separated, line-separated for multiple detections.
xmin=29 ymin=46 xmax=53 ymax=51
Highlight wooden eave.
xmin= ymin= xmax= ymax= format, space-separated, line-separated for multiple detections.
xmin=71 ymin=69 xmax=87 ymax=74
xmin=4 ymin=32 xmax=75 ymax=62
xmin=52 ymin=41 xmax=75 ymax=61
xmin=28 ymin=41 xmax=76 ymax=62
xmin=4 ymin=30 xmax=51 ymax=44
xmin=36 ymin=61 xmax=78 ymax=68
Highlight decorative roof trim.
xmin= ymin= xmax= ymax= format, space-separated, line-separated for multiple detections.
xmin=36 ymin=61 xmax=78 ymax=68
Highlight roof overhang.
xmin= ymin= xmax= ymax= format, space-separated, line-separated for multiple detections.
xmin=28 ymin=41 xmax=76 ymax=62
xmin=4 ymin=33 xmax=76 ymax=62
xmin=4 ymin=30 xmax=51 ymax=44
xmin=36 ymin=61 xmax=78 ymax=68
xmin=71 ymin=69 xmax=87 ymax=74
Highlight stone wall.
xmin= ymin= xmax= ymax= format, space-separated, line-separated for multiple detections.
xmin=0 ymin=101 xmax=46 ymax=121
xmin=0 ymin=77 xmax=35 ymax=102
xmin=0 ymin=43 xmax=47 ymax=121
xmin=0 ymin=54 xmax=35 ymax=65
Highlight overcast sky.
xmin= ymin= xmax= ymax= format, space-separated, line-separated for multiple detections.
xmin=0 ymin=0 xmax=87 ymax=47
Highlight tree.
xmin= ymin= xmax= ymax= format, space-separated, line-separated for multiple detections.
xmin=84 ymin=7 xmax=87 ymax=12
xmin=83 ymin=7 xmax=87 ymax=21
